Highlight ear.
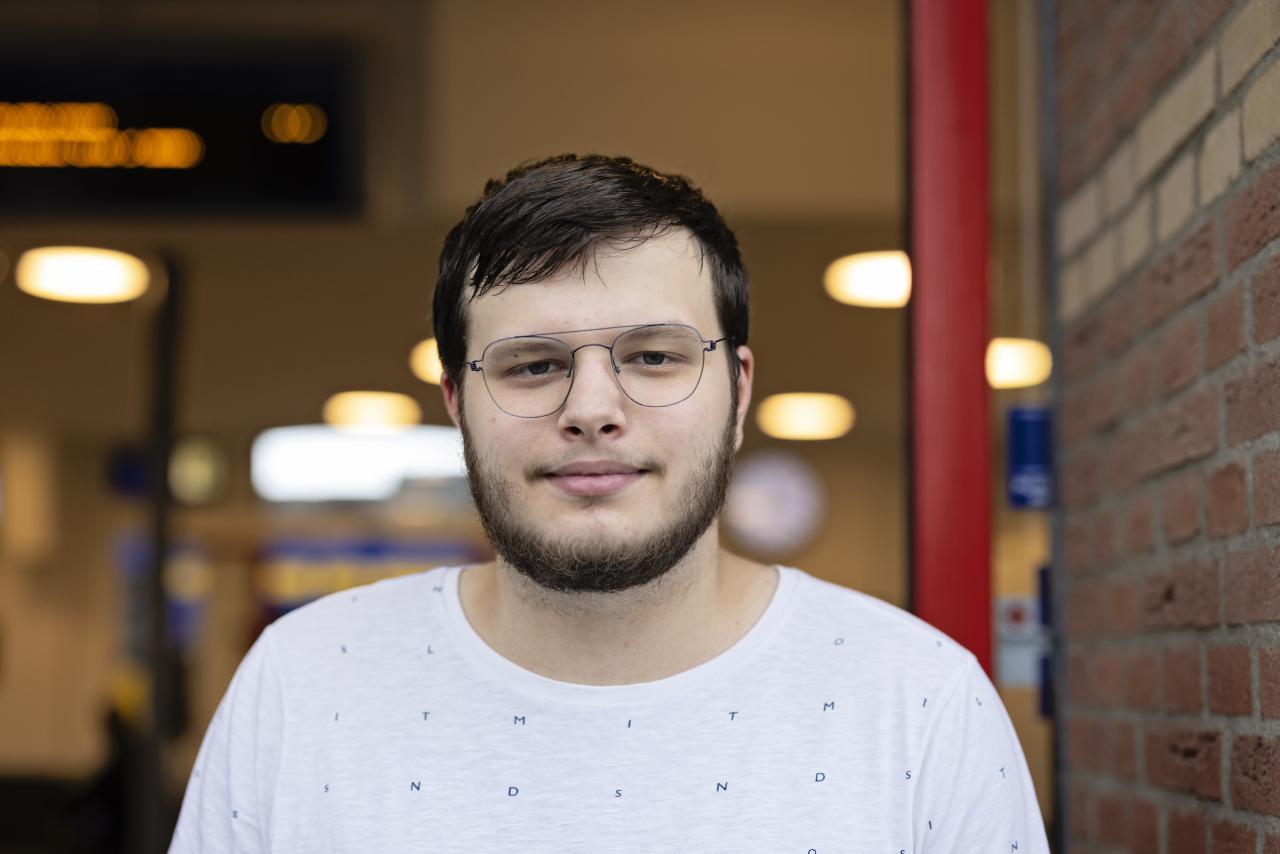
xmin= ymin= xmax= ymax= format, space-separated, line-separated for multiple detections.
xmin=441 ymin=371 xmax=463 ymax=429
xmin=732 ymin=344 xmax=754 ymax=452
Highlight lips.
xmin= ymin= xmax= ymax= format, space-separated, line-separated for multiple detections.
xmin=544 ymin=461 xmax=648 ymax=497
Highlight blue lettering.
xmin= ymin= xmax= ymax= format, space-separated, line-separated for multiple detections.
xmin=627 ymin=719 xmax=632 ymax=728
xmin=905 ymin=770 xmax=912 ymax=780
xmin=833 ymin=637 xmax=844 ymax=645
xmin=823 ymin=701 xmax=835 ymax=711
xmin=410 ymin=781 xmax=421 ymax=792
xmin=422 ymin=711 xmax=430 ymax=720
xmin=427 ymin=644 xmax=434 ymax=655
xmin=340 ymin=644 xmax=347 ymax=654
xmin=323 ymin=784 xmax=329 ymax=793
xmin=514 ymin=715 xmax=526 ymax=725
xmin=508 ymin=786 xmax=519 ymax=797
xmin=814 ymin=772 xmax=825 ymax=783
xmin=729 ymin=711 xmax=738 ymax=720
xmin=615 ymin=789 xmax=623 ymax=798
xmin=716 ymin=782 xmax=728 ymax=792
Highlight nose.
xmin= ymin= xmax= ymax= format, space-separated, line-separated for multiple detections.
xmin=556 ymin=343 xmax=627 ymax=438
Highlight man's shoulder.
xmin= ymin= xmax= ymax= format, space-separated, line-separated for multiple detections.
xmin=266 ymin=565 xmax=450 ymax=648
xmin=783 ymin=566 xmax=978 ymax=680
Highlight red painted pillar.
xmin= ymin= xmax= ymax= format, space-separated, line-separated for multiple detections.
xmin=909 ymin=0 xmax=992 ymax=671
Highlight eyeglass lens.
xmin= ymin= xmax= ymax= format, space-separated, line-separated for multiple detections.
xmin=479 ymin=324 xmax=709 ymax=417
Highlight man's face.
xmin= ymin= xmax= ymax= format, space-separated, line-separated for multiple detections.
xmin=441 ymin=229 xmax=753 ymax=594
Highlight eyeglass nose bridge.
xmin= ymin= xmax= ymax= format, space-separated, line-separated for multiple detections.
xmin=565 ymin=340 xmax=623 ymax=377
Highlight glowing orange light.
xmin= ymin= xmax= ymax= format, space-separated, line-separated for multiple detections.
xmin=0 ymin=102 xmax=201 ymax=169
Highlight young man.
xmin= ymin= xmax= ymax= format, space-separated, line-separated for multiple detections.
xmin=171 ymin=155 xmax=1049 ymax=852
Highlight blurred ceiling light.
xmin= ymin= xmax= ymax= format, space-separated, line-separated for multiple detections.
xmin=756 ymin=393 xmax=856 ymax=441
xmin=251 ymin=424 xmax=465 ymax=502
xmin=323 ymin=391 xmax=421 ymax=433
xmin=823 ymin=250 xmax=912 ymax=308
xmin=986 ymin=337 xmax=1053 ymax=389
xmin=169 ymin=438 xmax=229 ymax=505
xmin=15 ymin=246 xmax=149 ymax=303
xmin=410 ymin=338 xmax=445 ymax=385
xmin=261 ymin=103 xmax=327 ymax=144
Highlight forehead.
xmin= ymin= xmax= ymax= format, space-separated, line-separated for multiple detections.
xmin=465 ymin=229 xmax=719 ymax=344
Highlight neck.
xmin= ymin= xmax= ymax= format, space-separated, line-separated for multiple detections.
xmin=458 ymin=525 xmax=777 ymax=685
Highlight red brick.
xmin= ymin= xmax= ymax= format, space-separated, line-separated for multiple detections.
xmin=1228 ymin=160 xmax=1280 ymax=270
xmin=1267 ymin=833 xmax=1280 ymax=854
xmin=1162 ymin=469 xmax=1202 ymax=543
xmin=1231 ymin=735 xmax=1280 ymax=815
xmin=1169 ymin=809 xmax=1207 ymax=854
xmin=1069 ymin=779 xmax=1091 ymax=840
xmin=1261 ymin=647 xmax=1280 ymax=718
xmin=1142 ymin=387 xmax=1219 ymax=477
xmin=1148 ymin=5 xmax=1190 ymax=94
xmin=1224 ymin=546 xmax=1280 ymax=625
xmin=1206 ymin=463 xmax=1248 ymax=539
xmin=1092 ymin=650 xmax=1128 ymax=707
xmin=1131 ymin=0 xmax=1164 ymax=32
xmin=1144 ymin=223 xmax=1219 ymax=327
xmin=1126 ymin=649 xmax=1159 ymax=709
xmin=1255 ymin=448 xmax=1280 ymax=526
xmin=1096 ymin=1 xmax=1136 ymax=80
xmin=1068 ymin=652 xmax=1092 ymax=705
xmin=1079 ymin=372 xmax=1121 ymax=435
xmin=1159 ymin=313 xmax=1202 ymax=395
xmin=1191 ymin=0 xmax=1233 ymax=42
xmin=1106 ymin=426 xmax=1144 ymax=493
xmin=1094 ymin=510 xmax=1118 ymax=566
xmin=1227 ymin=357 xmax=1280 ymax=444
xmin=1064 ymin=445 xmax=1103 ymax=509
xmin=1164 ymin=646 xmax=1203 ymax=713
xmin=1206 ymin=282 xmax=1244 ymax=369
xmin=1211 ymin=820 xmax=1256 ymax=854
xmin=1102 ymin=281 xmax=1141 ymax=356
xmin=1208 ymin=645 xmax=1252 ymax=716
xmin=1253 ymin=254 xmax=1280 ymax=343
xmin=1109 ymin=578 xmax=1141 ymax=637
xmin=1124 ymin=347 xmax=1156 ymax=414
xmin=1097 ymin=793 xmax=1127 ymax=846
xmin=1130 ymin=797 xmax=1158 ymax=854
xmin=1114 ymin=53 xmax=1152 ymax=133
xmin=1110 ymin=719 xmax=1138 ymax=780
xmin=1065 ymin=513 xmax=1092 ymax=573
xmin=1066 ymin=312 xmax=1105 ymax=382
xmin=1126 ymin=491 xmax=1157 ymax=554
xmin=1059 ymin=71 xmax=1098 ymax=145
xmin=1068 ymin=716 xmax=1109 ymax=772
xmin=1146 ymin=726 xmax=1222 ymax=799
xmin=1076 ymin=100 xmax=1115 ymax=182
xmin=1069 ymin=579 xmax=1107 ymax=638
xmin=1144 ymin=559 xmax=1219 ymax=630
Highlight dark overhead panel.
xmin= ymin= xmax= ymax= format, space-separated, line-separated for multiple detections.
xmin=0 ymin=42 xmax=362 ymax=217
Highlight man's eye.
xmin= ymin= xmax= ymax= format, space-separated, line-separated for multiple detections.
xmin=634 ymin=352 xmax=672 ymax=366
xmin=513 ymin=360 xmax=562 ymax=377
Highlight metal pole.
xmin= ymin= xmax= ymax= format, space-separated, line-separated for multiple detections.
xmin=134 ymin=253 xmax=181 ymax=854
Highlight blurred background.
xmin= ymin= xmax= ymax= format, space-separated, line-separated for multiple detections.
xmin=0 ymin=1 xmax=1055 ymax=851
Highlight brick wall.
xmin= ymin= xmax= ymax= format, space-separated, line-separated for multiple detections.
xmin=1056 ymin=0 xmax=1280 ymax=850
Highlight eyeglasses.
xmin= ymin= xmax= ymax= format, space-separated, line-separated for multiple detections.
xmin=467 ymin=322 xmax=729 ymax=418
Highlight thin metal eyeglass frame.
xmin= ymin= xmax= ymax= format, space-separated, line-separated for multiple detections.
xmin=466 ymin=322 xmax=729 ymax=419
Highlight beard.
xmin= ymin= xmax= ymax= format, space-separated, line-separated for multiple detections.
xmin=460 ymin=384 xmax=738 ymax=595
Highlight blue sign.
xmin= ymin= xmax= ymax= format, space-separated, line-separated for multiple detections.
xmin=1007 ymin=406 xmax=1053 ymax=509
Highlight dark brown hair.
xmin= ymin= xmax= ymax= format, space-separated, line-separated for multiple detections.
xmin=432 ymin=154 xmax=750 ymax=386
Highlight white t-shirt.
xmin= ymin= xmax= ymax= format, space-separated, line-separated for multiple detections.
xmin=170 ymin=565 xmax=1049 ymax=853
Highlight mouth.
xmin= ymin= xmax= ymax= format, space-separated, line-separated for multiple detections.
xmin=542 ymin=462 xmax=650 ymax=498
